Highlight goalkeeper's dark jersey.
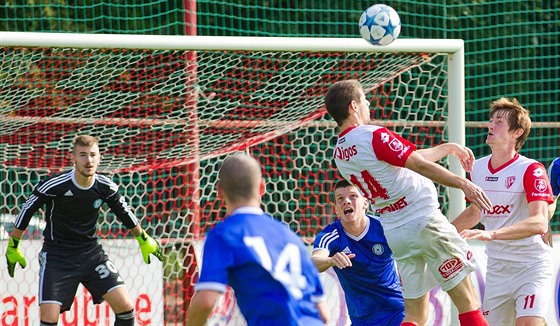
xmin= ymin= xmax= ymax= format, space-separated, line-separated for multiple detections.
xmin=14 ymin=169 xmax=138 ymax=248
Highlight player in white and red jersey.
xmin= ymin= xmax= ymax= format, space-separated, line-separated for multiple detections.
xmin=324 ymin=79 xmax=493 ymax=326
xmin=453 ymin=97 xmax=554 ymax=326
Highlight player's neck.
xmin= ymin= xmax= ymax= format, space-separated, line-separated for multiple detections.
xmin=341 ymin=217 xmax=367 ymax=237
xmin=73 ymin=171 xmax=95 ymax=188
xmin=225 ymin=201 xmax=261 ymax=215
xmin=490 ymin=146 xmax=517 ymax=169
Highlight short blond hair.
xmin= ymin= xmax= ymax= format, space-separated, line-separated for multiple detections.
xmin=72 ymin=135 xmax=99 ymax=152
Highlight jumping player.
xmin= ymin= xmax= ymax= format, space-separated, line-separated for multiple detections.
xmin=453 ymin=98 xmax=554 ymax=325
xmin=4 ymin=135 xmax=163 ymax=326
xmin=324 ymin=79 xmax=491 ymax=326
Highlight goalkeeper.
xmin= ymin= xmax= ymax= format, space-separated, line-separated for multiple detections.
xmin=4 ymin=135 xmax=163 ymax=326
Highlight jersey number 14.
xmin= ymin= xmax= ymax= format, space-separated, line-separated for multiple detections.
xmin=244 ymin=236 xmax=307 ymax=300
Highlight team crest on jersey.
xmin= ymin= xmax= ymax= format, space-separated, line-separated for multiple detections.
xmin=534 ymin=179 xmax=547 ymax=192
xmin=505 ymin=176 xmax=515 ymax=189
xmin=93 ymin=199 xmax=103 ymax=209
xmin=371 ymin=244 xmax=384 ymax=255
xmin=389 ymin=139 xmax=403 ymax=152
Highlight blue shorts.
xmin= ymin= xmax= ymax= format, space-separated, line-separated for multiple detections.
xmin=38 ymin=243 xmax=125 ymax=312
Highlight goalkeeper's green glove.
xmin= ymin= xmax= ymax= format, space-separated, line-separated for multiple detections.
xmin=6 ymin=235 xmax=27 ymax=278
xmin=135 ymin=230 xmax=163 ymax=264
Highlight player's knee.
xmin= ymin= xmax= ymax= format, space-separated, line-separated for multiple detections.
xmin=114 ymin=309 xmax=135 ymax=326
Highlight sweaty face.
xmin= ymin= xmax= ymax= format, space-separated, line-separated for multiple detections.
xmin=72 ymin=144 xmax=101 ymax=177
xmin=334 ymin=186 xmax=368 ymax=223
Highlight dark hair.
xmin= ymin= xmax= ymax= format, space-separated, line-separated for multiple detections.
xmin=324 ymin=79 xmax=363 ymax=126
xmin=333 ymin=179 xmax=353 ymax=191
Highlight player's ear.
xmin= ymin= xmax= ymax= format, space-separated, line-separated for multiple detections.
xmin=259 ymin=179 xmax=266 ymax=196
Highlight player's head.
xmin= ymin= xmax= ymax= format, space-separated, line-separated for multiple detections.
xmin=218 ymin=153 xmax=265 ymax=208
xmin=487 ymin=97 xmax=531 ymax=151
xmin=332 ymin=179 xmax=369 ymax=224
xmin=71 ymin=135 xmax=101 ymax=177
xmin=325 ymin=79 xmax=370 ymax=127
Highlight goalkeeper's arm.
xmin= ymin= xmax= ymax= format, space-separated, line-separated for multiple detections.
xmin=131 ymin=225 xmax=164 ymax=264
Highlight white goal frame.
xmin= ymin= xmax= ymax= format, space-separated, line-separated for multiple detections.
xmin=0 ymin=31 xmax=467 ymax=218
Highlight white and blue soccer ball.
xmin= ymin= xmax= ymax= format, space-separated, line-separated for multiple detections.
xmin=359 ymin=4 xmax=401 ymax=46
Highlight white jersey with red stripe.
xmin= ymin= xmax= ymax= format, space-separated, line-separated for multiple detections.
xmin=333 ymin=125 xmax=440 ymax=230
xmin=470 ymin=154 xmax=554 ymax=262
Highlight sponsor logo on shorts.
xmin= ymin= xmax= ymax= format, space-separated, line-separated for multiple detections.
xmin=438 ymin=257 xmax=463 ymax=279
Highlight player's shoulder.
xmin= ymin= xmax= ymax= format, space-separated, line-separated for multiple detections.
xmin=473 ymin=154 xmax=491 ymax=167
xmin=549 ymin=157 xmax=560 ymax=171
xmin=94 ymin=173 xmax=119 ymax=191
xmin=366 ymin=214 xmax=382 ymax=226
xmin=36 ymin=170 xmax=73 ymax=193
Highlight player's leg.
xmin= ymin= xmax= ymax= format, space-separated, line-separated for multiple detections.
xmin=480 ymin=258 xmax=516 ymax=325
xmin=383 ymin=218 xmax=438 ymax=325
xmin=513 ymin=258 xmax=553 ymax=326
xmin=82 ymin=245 xmax=135 ymax=326
xmin=418 ymin=212 xmax=487 ymax=325
xmin=103 ymin=287 xmax=135 ymax=326
xmin=403 ymin=294 xmax=430 ymax=325
xmin=38 ymin=250 xmax=81 ymax=325
xmin=39 ymin=303 xmax=61 ymax=325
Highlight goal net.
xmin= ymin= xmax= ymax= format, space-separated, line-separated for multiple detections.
xmin=0 ymin=32 xmax=464 ymax=325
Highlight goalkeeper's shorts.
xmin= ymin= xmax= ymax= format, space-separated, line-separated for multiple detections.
xmin=38 ymin=243 xmax=125 ymax=312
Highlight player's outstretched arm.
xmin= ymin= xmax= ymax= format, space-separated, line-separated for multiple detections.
xmin=132 ymin=225 xmax=163 ymax=264
xmin=416 ymin=143 xmax=476 ymax=172
xmin=5 ymin=228 xmax=27 ymax=277
xmin=311 ymin=249 xmax=355 ymax=272
xmin=405 ymin=151 xmax=492 ymax=211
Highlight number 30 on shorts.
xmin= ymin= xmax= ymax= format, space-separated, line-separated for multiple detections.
xmin=95 ymin=261 xmax=119 ymax=279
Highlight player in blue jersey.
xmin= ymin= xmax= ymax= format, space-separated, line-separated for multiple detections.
xmin=546 ymin=157 xmax=559 ymax=246
xmin=4 ymin=135 xmax=163 ymax=326
xmin=312 ymin=179 xmax=405 ymax=326
xmin=186 ymin=153 xmax=329 ymax=326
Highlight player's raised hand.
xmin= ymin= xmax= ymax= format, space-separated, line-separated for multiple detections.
xmin=462 ymin=180 xmax=493 ymax=212
xmin=135 ymin=230 xmax=163 ymax=264
xmin=5 ymin=235 xmax=27 ymax=277
xmin=329 ymin=252 xmax=356 ymax=269
xmin=450 ymin=144 xmax=475 ymax=172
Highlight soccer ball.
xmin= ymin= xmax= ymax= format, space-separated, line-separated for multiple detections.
xmin=359 ymin=4 xmax=401 ymax=46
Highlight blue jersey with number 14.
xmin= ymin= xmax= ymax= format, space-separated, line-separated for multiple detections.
xmin=195 ymin=207 xmax=324 ymax=326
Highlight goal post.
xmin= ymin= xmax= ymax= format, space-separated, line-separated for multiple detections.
xmin=0 ymin=32 xmax=465 ymax=324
